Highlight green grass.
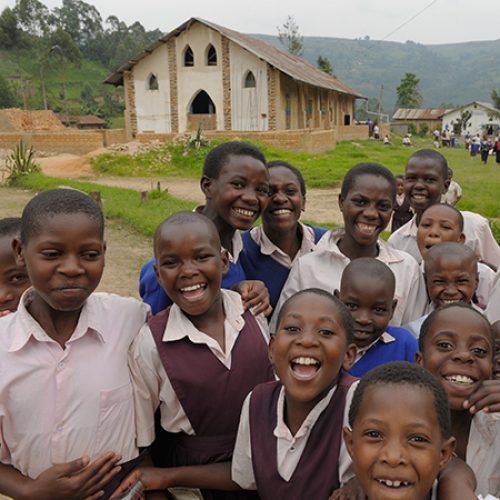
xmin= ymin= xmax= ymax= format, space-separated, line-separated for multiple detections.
xmin=14 ymin=174 xmax=196 ymax=237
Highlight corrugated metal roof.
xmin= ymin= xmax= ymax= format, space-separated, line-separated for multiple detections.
xmin=392 ymin=108 xmax=450 ymax=120
xmin=78 ymin=115 xmax=107 ymax=125
xmin=104 ymin=17 xmax=364 ymax=98
xmin=441 ymin=101 xmax=498 ymax=116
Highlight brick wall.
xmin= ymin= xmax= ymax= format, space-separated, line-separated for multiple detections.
xmin=336 ymin=124 xmax=369 ymax=141
xmin=102 ymin=128 xmax=127 ymax=146
xmin=137 ymin=132 xmax=177 ymax=143
xmin=221 ymin=35 xmax=232 ymax=131
xmin=123 ymin=71 xmax=137 ymax=139
xmin=167 ymin=39 xmax=179 ymax=133
xmin=267 ymin=65 xmax=278 ymax=131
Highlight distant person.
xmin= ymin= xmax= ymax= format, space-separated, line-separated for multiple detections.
xmin=480 ymin=135 xmax=493 ymax=164
xmin=495 ymin=135 xmax=500 ymax=164
xmin=372 ymin=123 xmax=380 ymax=140
xmin=441 ymin=129 xmax=450 ymax=147
xmin=433 ymin=128 xmax=440 ymax=148
xmin=441 ymin=167 xmax=462 ymax=206
xmin=383 ymin=134 xmax=390 ymax=145
xmin=470 ymin=134 xmax=480 ymax=157
xmin=402 ymin=134 xmax=412 ymax=146
xmin=391 ymin=174 xmax=413 ymax=232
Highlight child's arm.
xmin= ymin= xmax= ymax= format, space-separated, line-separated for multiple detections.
xmin=232 ymin=280 xmax=272 ymax=316
xmin=112 ymin=462 xmax=240 ymax=496
xmin=437 ymin=456 xmax=477 ymax=500
xmin=0 ymin=452 xmax=121 ymax=500
xmin=463 ymin=379 xmax=500 ymax=413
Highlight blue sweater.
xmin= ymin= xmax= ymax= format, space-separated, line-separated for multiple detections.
xmin=239 ymin=225 xmax=327 ymax=310
xmin=348 ymin=325 xmax=418 ymax=377
xmin=139 ymin=257 xmax=247 ymax=314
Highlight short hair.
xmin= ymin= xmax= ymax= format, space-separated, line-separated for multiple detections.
xmin=341 ymin=257 xmax=396 ymax=297
xmin=424 ymin=242 xmax=476 ymax=274
xmin=0 ymin=217 xmax=21 ymax=238
xmin=349 ymin=361 xmax=451 ymax=439
xmin=408 ymin=149 xmax=448 ymax=180
xmin=275 ymin=288 xmax=354 ymax=344
xmin=153 ymin=211 xmax=221 ymax=256
xmin=21 ymin=189 xmax=104 ymax=243
xmin=267 ymin=160 xmax=306 ymax=196
xmin=202 ymin=141 xmax=266 ymax=179
xmin=340 ymin=163 xmax=396 ymax=202
xmin=421 ymin=204 xmax=464 ymax=232
xmin=419 ymin=302 xmax=493 ymax=352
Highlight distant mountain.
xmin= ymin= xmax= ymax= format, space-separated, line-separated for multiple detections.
xmin=252 ymin=34 xmax=500 ymax=114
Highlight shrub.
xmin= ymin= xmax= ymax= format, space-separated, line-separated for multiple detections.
xmin=5 ymin=141 xmax=40 ymax=184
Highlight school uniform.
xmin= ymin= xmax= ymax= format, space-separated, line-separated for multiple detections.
xmin=485 ymin=270 xmax=500 ymax=323
xmin=0 ymin=290 xmax=149 ymax=494
xmin=348 ymin=326 xmax=418 ymax=377
xmin=388 ymin=212 xmax=500 ymax=268
xmin=130 ymin=290 xmax=274 ymax=499
xmin=239 ymin=223 xmax=327 ymax=310
xmin=231 ymin=372 xmax=358 ymax=499
xmin=270 ymin=230 xmax=427 ymax=331
xmin=139 ymin=231 xmax=246 ymax=314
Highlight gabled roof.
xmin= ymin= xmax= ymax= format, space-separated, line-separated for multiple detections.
xmin=392 ymin=108 xmax=450 ymax=120
xmin=104 ymin=17 xmax=364 ymax=99
xmin=441 ymin=101 xmax=499 ymax=116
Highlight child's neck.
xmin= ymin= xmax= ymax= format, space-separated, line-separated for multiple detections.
xmin=28 ymin=294 xmax=83 ymax=349
xmin=201 ymin=206 xmax=235 ymax=254
xmin=337 ymin=233 xmax=378 ymax=260
xmin=450 ymin=409 xmax=472 ymax=461
xmin=264 ymin=223 xmax=301 ymax=260
xmin=186 ymin=295 xmax=227 ymax=352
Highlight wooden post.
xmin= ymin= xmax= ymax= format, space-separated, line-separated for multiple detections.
xmin=140 ymin=191 xmax=148 ymax=203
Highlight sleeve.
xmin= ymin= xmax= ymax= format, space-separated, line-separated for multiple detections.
xmin=400 ymin=258 xmax=428 ymax=325
xmin=476 ymin=218 xmax=500 ymax=269
xmin=139 ymin=258 xmax=172 ymax=315
xmin=128 ymin=326 xmax=162 ymax=447
xmin=339 ymin=381 xmax=359 ymax=485
xmin=404 ymin=332 xmax=419 ymax=363
xmin=485 ymin=272 xmax=500 ymax=323
xmin=231 ymin=393 xmax=257 ymax=490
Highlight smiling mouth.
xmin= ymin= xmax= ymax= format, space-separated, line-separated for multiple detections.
xmin=356 ymin=222 xmax=378 ymax=235
xmin=376 ymin=478 xmax=412 ymax=489
xmin=290 ymin=356 xmax=321 ymax=379
xmin=271 ymin=209 xmax=293 ymax=216
xmin=444 ymin=374 xmax=476 ymax=385
xmin=411 ymin=193 xmax=428 ymax=202
xmin=233 ymin=207 xmax=256 ymax=218
xmin=179 ymin=283 xmax=207 ymax=300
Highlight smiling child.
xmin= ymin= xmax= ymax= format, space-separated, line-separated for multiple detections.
xmin=417 ymin=303 xmax=500 ymax=497
xmin=344 ymin=361 xmax=455 ymax=500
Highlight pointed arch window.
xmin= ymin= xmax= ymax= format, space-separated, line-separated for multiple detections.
xmin=206 ymin=44 xmax=217 ymax=66
xmin=184 ymin=45 xmax=194 ymax=67
xmin=244 ymin=70 xmax=256 ymax=88
xmin=148 ymin=73 xmax=159 ymax=90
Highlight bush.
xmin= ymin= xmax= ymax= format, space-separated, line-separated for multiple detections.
xmin=419 ymin=122 xmax=429 ymax=137
xmin=5 ymin=141 xmax=40 ymax=184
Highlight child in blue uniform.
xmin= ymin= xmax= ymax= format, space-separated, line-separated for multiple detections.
xmin=139 ymin=141 xmax=271 ymax=315
xmin=336 ymin=258 xmax=417 ymax=377
xmin=240 ymin=160 xmax=326 ymax=310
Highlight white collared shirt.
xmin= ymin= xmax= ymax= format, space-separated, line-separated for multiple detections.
xmin=249 ymin=223 xmax=318 ymax=269
xmin=231 ymin=381 xmax=359 ymax=489
xmin=354 ymin=331 xmax=395 ymax=362
xmin=485 ymin=270 xmax=500 ymax=323
xmin=270 ymin=231 xmax=427 ymax=331
xmin=130 ymin=289 xmax=269 ymax=447
xmin=389 ymin=212 xmax=500 ymax=268
xmin=0 ymin=290 xmax=150 ymax=479
xmin=227 ymin=231 xmax=243 ymax=263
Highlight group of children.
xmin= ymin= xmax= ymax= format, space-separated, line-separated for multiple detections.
xmin=0 ymin=141 xmax=499 ymax=500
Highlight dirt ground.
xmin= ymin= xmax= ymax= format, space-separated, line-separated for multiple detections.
xmin=0 ymin=148 xmax=343 ymax=297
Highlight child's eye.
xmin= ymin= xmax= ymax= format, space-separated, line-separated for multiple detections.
xmin=282 ymin=325 xmax=300 ymax=334
xmin=436 ymin=341 xmax=453 ymax=350
xmin=471 ymin=347 xmax=488 ymax=356
xmin=353 ymin=198 xmax=367 ymax=206
xmin=364 ymin=430 xmax=382 ymax=439
xmin=257 ymin=186 xmax=270 ymax=196
xmin=285 ymin=189 xmax=298 ymax=196
xmin=161 ymin=259 xmax=177 ymax=268
xmin=83 ymin=251 xmax=100 ymax=260
xmin=378 ymin=203 xmax=392 ymax=212
xmin=374 ymin=307 xmax=386 ymax=314
xmin=196 ymin=254 xmax=211 ymax=261
xmin=232 ymin=181 xmax=244 ymax=189
xmin=409 ymin=434 xmax=429 ymax=444
xmin=41 ymin=250 xmax=60 ymax=259
xmin=345 ymin=303 xmax=357 ymax=311
xmin=319 ymin=329 xmax=334 ymax=337
xmin=424 ymin=177 xmax=436 ymax=183
xmin=10 ymin=273 xmax=29 ymax=285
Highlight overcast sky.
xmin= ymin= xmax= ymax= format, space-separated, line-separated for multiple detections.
xmin=4 ymin=0 xmax=500 ymax=45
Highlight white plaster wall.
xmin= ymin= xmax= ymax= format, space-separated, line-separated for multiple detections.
xmin=133 ymin=44 xmax=171 ymax=133
xmin=229 ymin=43 xmax=269 ymax=131
xmin=176 ymin=23 xmax=224 ymax=132
xmin=442 ymin=105 xmax=500 ymax=136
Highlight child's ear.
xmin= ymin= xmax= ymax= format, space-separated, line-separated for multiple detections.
xmin=342 ymin=343 xmax=357 ymax=371
xmin=415 ymin=351 xmax=423 ymax=365
xmin=200 ymin=176 xmax=213 ymax=199
xmin=442 ymin=177 xmax=451 ymax=194
xmin=12 ymin=238 xmax=24 ymax=267
xmin=458 ymin=232 xmax=465 ymax=244
xmin=343 ymin=427 xmax=354 ymax=459
xmin=221 ymin=249 xmax=230 ymax=276
xmin=439 ymin=436 xmax=456 ymax=472
xmin=268 ymin=334 xmax=276 ymax=365
xmin=333 ymin=289 xmax=340 ymax=298
xmin=338 ymin=193 xmax=344 ymax=210
xmin=301 ymin=196 xmax=306 ymax=212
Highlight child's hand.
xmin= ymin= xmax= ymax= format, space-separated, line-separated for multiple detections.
xmin=232 ymin=280 xmax=272 ymax=316
xmin=329 ymin=477 xmax=365 ymax=499
xmin=463 ymin=379 xmax=500 ymax=413
xmin=111 ymin=466 xmax=170 ymax=496
xmin=29 ymin=451 xmax=121 ymax=500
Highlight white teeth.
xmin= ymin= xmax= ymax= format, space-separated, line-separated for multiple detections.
xmin=273 ymin=209 xmax=292 ymax=215
xmin=180 ymin=284 xmax=203 ymax=292
xmin=442 ymin=299 xmax=459 ymax=304
xmin=378 ymin=479 xmax=409 ymax=488
xmin=292 ymin=357 xmax=320 ymax=366
xmin=412 ymin=194 xmax=427 ymax=200
xmin=445 ymin=374 xmax=474 ymax=384
xmin=235 ymin=208 xmax=255 ymax=217
xmin=357 ymin=223 xmax=376 ymax=234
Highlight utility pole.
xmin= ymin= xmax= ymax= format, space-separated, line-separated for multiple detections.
xmin=377 ymin=84 xmax=384 ymax=123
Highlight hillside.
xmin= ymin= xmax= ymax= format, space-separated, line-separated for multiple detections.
xmin=253 ymin=34 xmax=500 ymax=113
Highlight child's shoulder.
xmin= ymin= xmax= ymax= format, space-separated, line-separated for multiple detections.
xmin=88 ymin=292 xmax=150 ymax=320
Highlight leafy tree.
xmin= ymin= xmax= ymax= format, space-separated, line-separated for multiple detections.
xmin=396 ymin=72 xmax=422 ymax=109
xmin=277 ymin=15 xmax=303 ymax=56
xmin=317 ymin=55 xmax=333 ymax=75
xmin=0 ymin=7 xmax=25 ymax=48
xmin=49 ymin=27 xmax=82 ymax=65
xmin=13 ymin=0 xmax=50 ymax=36
xmin=0 ymin=74 xmax=19 ymax=107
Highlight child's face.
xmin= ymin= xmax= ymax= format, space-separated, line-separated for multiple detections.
xmin=262 ymin=166 xmax=304 ymax=233
xmin=154 ymin=221 xmax=229 ymax=318
xmin=404 ymin=158 xmax=448 ymax=214
xmin=425 ymin=254 xmax=478 ymax=307
xmin=417 ymin=307 xmax=493 ymax=411
xmin=0 ymin=235 xmax=30 ymax=313
xmin=492 ymin=321 xmax=500 ymax=380
xmin=270 ymin=293 xmax=356 ymax=409
xmin=417 ymin=206 xmax=464 ymax=259
xmin=396 ymin=178 xmax=405 ymax=196
xmin=339 ymin=174 xmax=393 ymax=247
xmin=201 ymin=154 xmax=270 ymax=231
xmin=339 ymin=274 xmax=395 ymax=349
xmin=15 ymin=213 xmax=105 ymax=312
xmin=344 ymin=384 xmax=454 ymax=500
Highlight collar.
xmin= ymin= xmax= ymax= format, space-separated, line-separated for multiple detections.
xmin=396 ymin=215 xmax=418 ymax=237
xmin=8 ymin=289 xmax=106 ymax=352
xmin=163 ymin=289 xmax=245 ymax=343
xmin=356 ymin=331 xmax=396 ymax=358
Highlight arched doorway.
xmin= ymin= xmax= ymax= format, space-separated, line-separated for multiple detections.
xmin=187 ymin=90 xmax=217 ymax=130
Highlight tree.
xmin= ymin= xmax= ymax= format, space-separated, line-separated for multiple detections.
xmin=396 ymin=72 xmax=422 ymax=109
xmin=317 ymin=55 xmax=333 ymax=75
xmin=0 ymin=74 xmax=19 ymax=107
xmin=13 ymin=0 xmax=50 ymax=36
xmin=0 ymin=7 xmax=24 ymax=49
xmin=277 ymin=15 xmax=303 ymax=56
